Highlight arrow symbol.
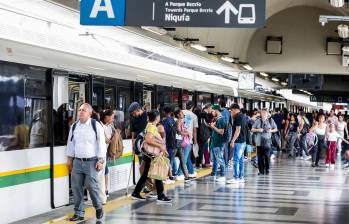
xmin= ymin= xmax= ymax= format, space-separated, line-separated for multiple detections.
xmin=216 ymin=1 xmax=239 ymax=24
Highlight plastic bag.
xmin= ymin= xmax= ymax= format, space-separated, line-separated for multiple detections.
xmin=148 ymin=155 xmax=170 ymax=181
xmin=193 ymin=143 xmax=199 ymax=158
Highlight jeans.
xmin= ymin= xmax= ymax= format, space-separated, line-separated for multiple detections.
xmin=170 ymin=148 xmax=189 ymax=177
xmin=257 ymin=146 xmax=271 ymax=174
xmin=223 ymin=142 xmax=233 ymax=167
xmin=233 ymin=143 xmax=246 ymax=179
xmin=288 ymin=132 xmax=298 ymax=156
xmin=133 ymin=155 xmax=164 ymax=199
xmin=71 ymin=159 xmax=102 ymax=217
xmin=177 ymin=144 xmax=194 ymax=176
xmin=312 ymin=135 xmax=326 ymax=165
xmin=211 ymin=146 xmax=225 ymax=176
xmin=298 ymin=134 xmax=309 ymax=157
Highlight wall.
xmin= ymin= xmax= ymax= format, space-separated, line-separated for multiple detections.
xmin=247 ymin=6 xmax=349 ymax=74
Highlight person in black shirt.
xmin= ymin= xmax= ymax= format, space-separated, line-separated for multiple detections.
xmin=129 ymin=102 xmax=148 ymax=150
xmin=227 ymin=104 xmax=248 ymax=184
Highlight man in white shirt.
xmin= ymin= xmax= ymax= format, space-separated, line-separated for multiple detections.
xmin=66 ymin=103 xmax=106 ymax=221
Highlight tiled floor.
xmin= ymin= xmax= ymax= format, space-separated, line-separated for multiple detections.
xmin=82 ymin=156 xmax=349 ymax=224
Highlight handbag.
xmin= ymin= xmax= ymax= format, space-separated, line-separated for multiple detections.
xmin=148 ymin=155 xmax=170 ymax=181
xmin=142 ymin=135 xmax=164 ymax=157
xmin=181 ymin=135 xmax=190 ymax=148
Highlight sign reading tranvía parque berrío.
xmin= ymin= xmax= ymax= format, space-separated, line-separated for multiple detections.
xmin=80 ymin=0 xmax=266 ymax=28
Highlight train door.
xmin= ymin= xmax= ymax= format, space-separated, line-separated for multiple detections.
xmin=51 ymin=70 xmax=90 ymax=207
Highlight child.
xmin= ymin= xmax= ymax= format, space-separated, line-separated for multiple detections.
xmin=326 ymin=124 xmax=349 ymax=168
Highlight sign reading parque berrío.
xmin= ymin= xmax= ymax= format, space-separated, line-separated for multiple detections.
xmin=80 ymin=0 xmax=266 ymax=28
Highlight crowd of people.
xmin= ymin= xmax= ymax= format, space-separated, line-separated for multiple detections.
xmin=65 ymin=101 xmax=349 ymax=221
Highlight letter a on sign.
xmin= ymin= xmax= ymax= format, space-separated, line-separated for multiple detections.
xmin=90 ymin=0 xmax=115 ymax=18
xmin=80 ymin=0 xmax=125 ymax=26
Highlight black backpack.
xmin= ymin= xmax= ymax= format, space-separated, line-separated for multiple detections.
xmin=134 ymin=131 xmax=145 ymax=155
xmin=199 ymin=118 xmax=211 ymax=143
xmin=161 ymin=118 xmax=177 ymax=150
xmin=70 ymin=119 xmax=98 ymax=142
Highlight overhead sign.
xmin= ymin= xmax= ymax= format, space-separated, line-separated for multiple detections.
xmin=81 ymin=0 xmax=266 ymax=28
xmin=310 ymin=95 xmax=349 ymax=103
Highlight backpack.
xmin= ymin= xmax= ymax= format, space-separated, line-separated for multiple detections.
xmin=161 ymin=117 xmax=177 ymax=150
xmin=108 ymin=128 xmax=124 ymax=160
xmin=134 ymin=131 xmax=145 ymax=155
xmin=199 ymin=118 xmax=211 ymax=143
xmin=300 ymin=118 xmax=310 ymax=135
xmin=70 ymin=119 xmax=98 ymax=142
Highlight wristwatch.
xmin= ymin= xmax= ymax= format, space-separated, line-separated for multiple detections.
xmin=98 ymin=157 xmax=105 ymax=164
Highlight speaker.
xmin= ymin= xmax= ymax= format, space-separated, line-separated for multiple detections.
xmin=288 ymin=74 xmax=324 ymax=90
xmin=266 ymin=36 xmax=282 ymax=54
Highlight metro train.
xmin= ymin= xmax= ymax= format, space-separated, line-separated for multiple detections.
xmin=0 ymin=2 xmax=296 ymax=223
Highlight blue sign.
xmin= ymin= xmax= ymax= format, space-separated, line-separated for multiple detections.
xmin=80 ymin=0 xmax=125 ymax=26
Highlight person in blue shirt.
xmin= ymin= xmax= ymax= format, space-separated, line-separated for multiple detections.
xmin=219 ymin=100 xmax=233 ymax=168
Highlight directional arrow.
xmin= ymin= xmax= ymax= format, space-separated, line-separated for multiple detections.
xmin=216 ymin=1 xmax=239 ymax=24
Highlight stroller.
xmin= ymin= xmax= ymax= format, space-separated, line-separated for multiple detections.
xmin=306 ymin=132 xmax=318 ymax=155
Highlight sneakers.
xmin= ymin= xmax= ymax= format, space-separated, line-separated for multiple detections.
xmin=226 ymin=178 xmax=240 ymax=184
xmin=106 ymin=190 xmax=109 ymax=198
xmin=326 ymin=163 xmax=330 ymax=168
xmin=131 ymin=193 xmax=146 ymax=201
xmin=176 ymin=175 xmax=185 ymax=181
xmin=189 ymin=172 xmax=197 ymax=178
xmin=303 ymin=156 xmax=311 ymax=161
xmin=96 ymin=209 xmax=103 ymax=220
xmin=239 ymin=178 xmax=246 ymax=183
xmin=163 ymin=179 xmax=175 ymax=185
xmin=69 ymin=215 xmax=84 ymax=222
xmin=157 ymin=196 xmax=172 ymax=203
xmin=184 ymin=177 xmax=192 ymax=183
xmin=330 ymin=164 xmax=335 ymax=169
xmin=216 ymin=176 xmax=226 ymax=182
xmin=146 ymin=192 xmax=158 ymax=199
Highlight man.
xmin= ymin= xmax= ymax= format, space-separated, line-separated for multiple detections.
xmin=178 ymin=102 xmax=198 ymax=177
xmin=66 ymin=103 xmax=106 ymax=221
xmin=220 ymin=100 xmax=233 ymax=168
xmin=251 ymin=108 xmax=278 ymax=175
xmin=227 ymin=104 xmax=247 ymax=184
xmin=271 ymin=108 xmax=283 ymax=150
xmin=209 ymin=104 xmax=226 ymax=182
xmin=197 ymin=104 xmax=213 ymax=168
xmin=128 ymin=102 xmax=153 ymax=194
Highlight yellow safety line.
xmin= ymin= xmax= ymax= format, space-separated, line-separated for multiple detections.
xmin=0 ymin=165 xmax=50 ymax=177
xmin=45 ymin=168 xmax=212 ymax=224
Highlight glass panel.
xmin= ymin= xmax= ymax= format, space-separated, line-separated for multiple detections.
xmin=182 ymin=90 xmax=194 ymax=109
xmin=117 ymin=83 xmax=132 ymax=139
xmin=0 ymin=62 xmax=51 ymax=151
xmin=197 ymin=92 xmax=211 ymax=108
xmin=92 ymin=77 xmax=104 ymax=108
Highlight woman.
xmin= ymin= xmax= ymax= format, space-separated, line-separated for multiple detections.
xmin=131 ymin=110 xmax=172 ymax=203
xmin=101 ymin=109 xmax=115 ymax=200
xmin=285 ymin=113 xmax=298 ymax=158
xmin=309 ymin=114 xmax=327 ymax=167
xmin=337 ymin=114 xmax=348 ymax=156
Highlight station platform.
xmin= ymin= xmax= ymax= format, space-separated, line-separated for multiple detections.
xmin=15 ymin=156 xmax=349 ymax=224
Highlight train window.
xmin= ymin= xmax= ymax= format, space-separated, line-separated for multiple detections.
xmin=0 ymin=62 xmax=51 ymax=151
xmin=92 ymin=77 xmax=105 ymax=108
xmin=117 ymin=81 xmax=132 ymax=139
xmin=197 ymin=92 xmax=212 ymax=108
xmin=182 ymin=90 xmax=194 ymax=109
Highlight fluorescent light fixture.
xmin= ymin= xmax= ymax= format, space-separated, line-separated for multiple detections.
xmin=260 ymin=72 xmax=269 ymax=77
xmin=271 ymin=77 xmax=279 ymax=82
xmin=221 ymin=56 xmax=235 ymax=63
xmin=190 ymin=43 xmax=207 ymax=52
xmin=243 ymin=64 xmax=253 ymax=71
xmin=338 ymin=24 xmax=349 ymax=38
xmin=86 ymin=66 xmax=105 ymax=71
xmin=141 ymin=26 xmax=167 ymax=35
xmin=281 ymin=81 xmax=288 ymax=86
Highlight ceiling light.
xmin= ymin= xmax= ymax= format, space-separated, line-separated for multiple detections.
xmin=330 ymin=0 xmax=345 ymax=8
xmin=338 ymin=24 xmax=349 ymax=38
xmin=141 ymin=26 xmax=167 ymax=35
xmin=281 ymin=81 xmax=288 ymax=86
xmin=271 ymin=77 xmax=279 ymax=82
xmin=221 ymin=56 xmax=235 ymax=63
xmin=260 ymin=72 xmax=269 ymax=77
xmin=190 ymin=43 xmax=207 ymax=52
xmin=242 ymin=64 xmax=253 ymax=71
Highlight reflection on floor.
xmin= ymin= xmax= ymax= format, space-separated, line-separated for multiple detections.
xmin=82 ymin=156 xmax=349 ymax=224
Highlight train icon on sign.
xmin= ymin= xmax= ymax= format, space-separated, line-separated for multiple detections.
xmin=216 ymin=1 xmax=256 ymax=24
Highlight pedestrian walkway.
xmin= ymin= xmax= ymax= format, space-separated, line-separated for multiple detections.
xmin=18 ymin=158 xmax=349 ymax=224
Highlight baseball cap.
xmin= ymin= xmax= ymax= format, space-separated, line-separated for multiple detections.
xmin=128 ymin=102 xmax=141 ymax=114
xmin=212 ymin=104 xmax=221 ymax=111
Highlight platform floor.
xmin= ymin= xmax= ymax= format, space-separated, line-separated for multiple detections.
xmin=17 ymin=156 xmax=349 ymax=224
